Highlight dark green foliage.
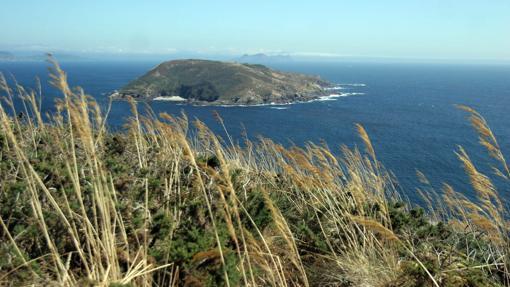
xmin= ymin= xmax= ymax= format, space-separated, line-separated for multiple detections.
xmin=387 ymin=202 xmax=501 ymax=286
xmin=389 ymin=204 xmax=447 ymax=237
xmin=0 ymin=125 xmax=506 ymax=286
xmin=197 ymin=154 xmax=221 ymax=169
xmin=149 ymin=208 xmax=240 ymax=285
xmin=241 ymin=189 xmax=272 ymax=231
xmin=178 ymin=82 xmax=220 ymax=102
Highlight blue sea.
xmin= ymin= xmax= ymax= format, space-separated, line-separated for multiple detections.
xmin=1 ymin=60 xmax=509 ymax=204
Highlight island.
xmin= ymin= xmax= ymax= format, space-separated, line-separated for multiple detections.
xmin=111 ymin=59 xmax=333 ymax=105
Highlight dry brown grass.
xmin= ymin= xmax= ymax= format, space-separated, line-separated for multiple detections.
xmin=0 ymin=58 xmax=509 ymax=286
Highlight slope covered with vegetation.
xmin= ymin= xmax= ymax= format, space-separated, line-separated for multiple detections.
xmin=0 ymin=59 xmax=509 ymax=286
xmin=115 ymin=59 xmax=330 ymax=105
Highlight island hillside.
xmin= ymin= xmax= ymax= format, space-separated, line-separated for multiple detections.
xmin=112 ymin=59 xmax=332 ymax=105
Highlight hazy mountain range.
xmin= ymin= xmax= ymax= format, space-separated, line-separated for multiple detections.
xmin=0 ymin=51 xmax=86 ymax=62
xmin=234 ymin=53 xmax=293 ymax=64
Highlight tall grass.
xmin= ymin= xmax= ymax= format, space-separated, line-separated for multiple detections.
xmin=0 ymin=58 xmax=508 ymax=286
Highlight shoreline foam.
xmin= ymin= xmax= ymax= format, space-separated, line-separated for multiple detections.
xmin=152 ymin=83 xmax=366 ymax=107
xmin=153 ymin=96 xmax=187 ymax=101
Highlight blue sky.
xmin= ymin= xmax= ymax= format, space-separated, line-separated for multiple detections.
xmin=1 ymin=0 xmax=509 ymax=60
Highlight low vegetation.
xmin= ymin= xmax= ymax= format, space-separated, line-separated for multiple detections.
xmin=0 ymin=59 xmax=509 ymax=286
xmin=115 ymin=59 xmax=330 ymax=105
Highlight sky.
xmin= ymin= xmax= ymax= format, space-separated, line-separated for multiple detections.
xmin=1 ymin=0 xmax=510 ymax=60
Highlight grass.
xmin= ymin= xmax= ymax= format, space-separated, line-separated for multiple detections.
xmin=0 ymin=57 xmax=509 ymax=286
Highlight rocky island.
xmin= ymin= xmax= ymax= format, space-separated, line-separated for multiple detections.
xmin=112 ymin=59 xmax=333 ymax=105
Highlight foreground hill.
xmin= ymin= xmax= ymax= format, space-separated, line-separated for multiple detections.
xmin=112 ymin=59 xmax=332 ymax=105
xmin=2 ymin=60 xmax=509 ymax=286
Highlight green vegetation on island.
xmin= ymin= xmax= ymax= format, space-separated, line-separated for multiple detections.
xmin=1 ymin=59 xmax=510 ymax=286
xmin=113 ymin=59 xmax=331 ymax=105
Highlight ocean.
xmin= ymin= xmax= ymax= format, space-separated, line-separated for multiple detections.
xmin=1 ymin=60 xmax=509 ymax=204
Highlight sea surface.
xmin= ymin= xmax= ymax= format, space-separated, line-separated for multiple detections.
xmin=1 ymin=60 xmax=509 ymax=204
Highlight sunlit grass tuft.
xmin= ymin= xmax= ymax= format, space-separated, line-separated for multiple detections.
xmin=0 ymin=58 xmax=509 ymax=286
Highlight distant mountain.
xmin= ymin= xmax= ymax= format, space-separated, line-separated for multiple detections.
xmin=0 ymin=51 xmax=15 ymax=61
xmin=25 ymin=53 xmax=86 ymax=61
xmin=0 ymin=51 xmax=86 ymax=62
xmin=113 ymin=59 xmax=331 ymax=105
xmin=235 ymin=53 xmax=293 ymax=64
